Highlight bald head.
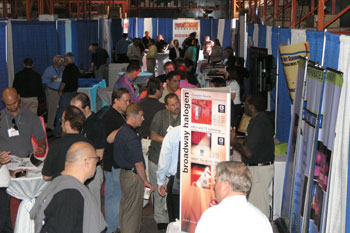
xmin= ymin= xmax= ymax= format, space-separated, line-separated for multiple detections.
xmin=66 ymin=141 xmax=95 ymax=164
xmin=2 ymin=88 xmax=20 ymax=115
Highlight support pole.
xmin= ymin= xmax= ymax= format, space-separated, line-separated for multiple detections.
xmin=274 ymin=0 xmax=278 ymax=20
xmin=26 ymin=0 xmax=30 ymax=20
xmin=317 ymin=0 xmax=325 ymax=31
xmin=253 ymin=0 xmax=257 ymax=23
xmin=263 ymin=0 xmax=267 ymax=23
xmin=291 ymin=0 xmax=297 ymax=28
xmin=3 ymin=0 xmax=7 ymax=18
xmin=332 ymin=0 xmax=336 ymax=15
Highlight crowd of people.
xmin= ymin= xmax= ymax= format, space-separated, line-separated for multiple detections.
xmin=0 ymin=31 xmax=276 ymax=233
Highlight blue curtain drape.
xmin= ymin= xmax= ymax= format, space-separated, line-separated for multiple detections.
xmin=57 ymin=21 xmax=66 ymax=56
xmin=222 ymin=19 xmax=231 ymax=49
xmin=137 ymin=18 xmax=144 ymax=38
xmin=200 ymin=19 xmax=211 ymax=45
xmin=128 ymin=18 xmax=137 ymax=39
xmin=12 ymin=21 xmax=58 ymax=76
xmin=152 ymin=18 xmax=158 ymax=39
xmin=323 ymin=32 xmax=339 ymax=70
xmin=0 ymin=23 xmax=7 ymax=110
xmin=72 ymin=20 xmax=98 ymax=70
xmin=111 ymin=19 xmax=123 ymax=48
xmin=258 ymin=24 xmax=266 ymax=48
xmin=276 ymin=28 xmax=292 ymax=142
xmin=212 ymin=19 xmax=219 ymax=41
xmin=98 ymin=19 xmax=104 ymax=47
xmin=306 ymin=30 xmax=324 ymax=65
xmin=158 ymin=18 xmax=173 ymax=43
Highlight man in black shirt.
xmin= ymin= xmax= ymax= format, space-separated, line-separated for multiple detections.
xmin=42 ymin=105 xmax=91 ymax=181
xmin=13 ymin=58 xmax=43 ymax=114
xmin=54 ymin=52 xmax=80 ymax=137
xmin=142 ymin=31 xmax=151 ymax=49
xmin=231 ymin=94 xmax=274 ymax=217
xmin=114 ymin=104 xmax=154 ymax=233
xmin=89 ymin=43 xmax=109 ymax=82
xmin=102 ymin=88 xmax=130 ymax=233
xmin=71 ymin=92 xmax=106 ymax=209
xmin=31 ymin=141 xmax=106 ymax=233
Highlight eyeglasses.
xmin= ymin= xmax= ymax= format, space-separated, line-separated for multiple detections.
xmin=12 ymin=119 xmax=18 ymax=130
xmin=87 ymin=156 xmax=101 ymax=164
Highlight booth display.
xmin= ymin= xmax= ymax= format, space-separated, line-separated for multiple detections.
xmin=77 ymin=78 xmax=107 ymax=112
xmin=180 ymin=87 xmax=231 ymax=233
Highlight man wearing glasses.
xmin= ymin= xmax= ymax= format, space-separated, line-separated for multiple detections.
xmin=31 ymin=141 xmax=106 ymax=233
xmin=70 ymin=92 xmax=106 ymax=209
xmin=0 ymin=88 xmax=46 ymax=158
xmin=42 ymin=105 xmax=91 ymax=181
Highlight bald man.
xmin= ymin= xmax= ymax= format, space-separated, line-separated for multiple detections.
xmin=0 ymin=88 xmax=46 ymax=157
xmin=31 ymin=142 xmax=106 ymax=233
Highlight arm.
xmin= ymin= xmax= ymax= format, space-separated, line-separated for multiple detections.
xmin=135 ymin=162 xmax=154 ymax=192
xmin=35 ymin=138 xmax=47 ymax=156
xmin=0 ymin=151 xmax=11 ymax=168
xmin=231 ymin=93 xmax=236 ymax=102
xmin=106 ymin=128 xmax=121 ymax=144
xmin=58 ymin=82 xmax=65 ymax=96
xmin=96 ymin=149 xmax=104 ymax=160
xmin=150 ymin=131 xmax=164 ymax=143
xmin=230 ymin=127 xmax=253 ymax=159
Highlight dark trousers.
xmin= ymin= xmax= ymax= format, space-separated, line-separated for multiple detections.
xmin=166 ymin=176 xmax=179 ymax=222
xmin=0 ymin=188 xmax=13 ymax=233
xmin=116 ymin=54 xmax=129 ymax=63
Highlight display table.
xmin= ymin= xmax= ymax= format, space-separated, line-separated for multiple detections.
xmin=7 ymin=157 xmax=47 ymax=233
xmin=78 ymin=78 xmax=107 ymax=112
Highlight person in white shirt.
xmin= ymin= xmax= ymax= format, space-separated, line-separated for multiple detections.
xmin=195 ymin=161 xmax=273 ymax=233
xmin=157 ymin=125 xmax=181 ymax=222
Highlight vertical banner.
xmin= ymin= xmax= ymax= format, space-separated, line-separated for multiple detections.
xmin=308 ymin=69 xmax=343 ymax=233
xmin=290 ymin=64 xmax=325 ymax=233
xmin=173 ymin=19 xmax=200 ymax=46
xmin=281 ymin=58 xmax=308 ymax=226
xmin=180 ymin=87 xmax=231 ymax=233
xmin=279 ymin=42 xmax=310 ymax=102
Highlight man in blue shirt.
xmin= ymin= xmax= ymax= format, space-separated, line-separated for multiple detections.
xmin=116 ymin=33 xmax=132 ymax=63
xmin=114 ymin=104 xmax=154 ymax=233
xmin=42 ymin=55 xmax=63 ymax=131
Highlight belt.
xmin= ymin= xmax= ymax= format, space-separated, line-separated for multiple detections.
xmin=122 ymin=168 xmax=137 ymax=174
xmin=247 ymin=161 xmax=274 ymax=167
xmin=142 ymin=136 xmax=150 ymax=139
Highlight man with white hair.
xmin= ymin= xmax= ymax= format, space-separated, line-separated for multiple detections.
xmin=195 ymin=161 xmax=272 ymax=233
xmin=31 ymin=141 xmax=106 ymax=233
xmin=54 ymin=52 xmax=80 ymax=137
xmin=42 ymin=55 xmax=63 ymax=131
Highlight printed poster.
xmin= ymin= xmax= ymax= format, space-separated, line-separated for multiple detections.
xmin=281 ymin=58 xmax=308 ymax=226
xmin=173 ymin=19 xmax=200 ymax=46
xmin=309 ymin=69 xmax=343 ymax=233
xmin=279 ymin=42 xmax=310 ymax=102
xmin=290 ymin=64 xmax=324 ymax=233
xmin=180 ymin=87 xmax=231 ymax=233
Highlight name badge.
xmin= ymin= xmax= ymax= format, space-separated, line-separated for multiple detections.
xmin=167 ymin=125 xmax=174 ymax=133
xmin=8 ymin=128 xmax=19 ymax=137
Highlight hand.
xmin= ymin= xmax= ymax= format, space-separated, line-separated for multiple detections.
xmin=51 ymin=77 xmax=58 ymax=82
xmin=158 ymin=184 xmax=167 ymax=196
xmin=230 ymin=127 xmax=237 ymax=145
xmin=58 ymin=90 xmax=63 ymax=96
xmin=0 ymin=151 xmax=11 ymax=165
xmin=9 ymin=169 xmax=25 ymax=178
xmin=144 ymin=180 xmax=155 ymax=193
xmin=35 ymin=146 xmax=45 ymax=155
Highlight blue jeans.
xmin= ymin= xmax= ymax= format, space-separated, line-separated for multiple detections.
xmin=54 ymin=91 xmax=76 ymax=136
xmin=104 ymin=168 xmax=122 ymax=233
